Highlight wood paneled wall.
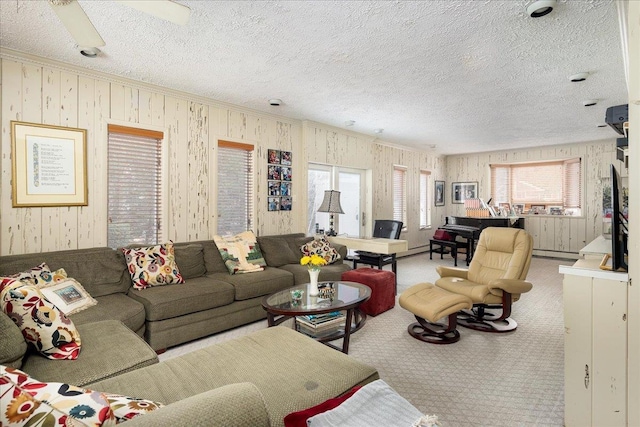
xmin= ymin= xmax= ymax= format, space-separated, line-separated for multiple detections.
xmin=0 ymin=54 xmax=445 ymax=255
xmin=445 ymin=140 xmax=625 ymax=257
xmin=303 ymin=120 xmax=447 ymax=251
xmin=0 ymin=56 xmax=301 ymax=254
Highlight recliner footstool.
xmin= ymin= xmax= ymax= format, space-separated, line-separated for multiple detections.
xmin=341 ymin=268 xmax=395 ymax=316
xmin=399 ymin=282 xmax=472 ymax=344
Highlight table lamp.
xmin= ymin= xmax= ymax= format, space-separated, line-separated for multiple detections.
xmin=317 ymin=190 xmax=344 ymax=236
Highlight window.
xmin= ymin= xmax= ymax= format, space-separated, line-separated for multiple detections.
xmin=419 ymin=170 xmax=432 ymax=228
xmin=307 ymin=165 xmax=331 ymax=235
xmin=393 ymin=166 xmax=407 ymax=226
xmin=218 ymin=141 xmax=254 ymax=234
xmin=107 ymin=125 xmax=164 ymax=249
xmin=490 ymin=158 xmax=582 ymax=213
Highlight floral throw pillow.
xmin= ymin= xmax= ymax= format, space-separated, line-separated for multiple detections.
xmin=122 ymin=242 xmax=185 ymax=290
xmin=300 ymin=236 xmax=341 ymax=264
xmin=8 ymin=262 xmax=53 ymax=285
xmin=1 ymin=365 xmax=113 ymax=427
xmin=0 ymin=366 xmax=164 ymax=426
xmin=0 ymin=279 xmax=82 ymax=360
xmin=213 ymin=231 xmax=267 ymax=275
xmin=104 ymin=393 xmax=164 ymax=422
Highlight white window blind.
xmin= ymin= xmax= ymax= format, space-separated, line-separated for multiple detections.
xmin=393 ymin=166 xmax=407 ymax=226
xmin=419 ymin=170 xmax=431 ymax=228
xmin=107 ymin=125 xmax=163 ymax=249
xmin=218 ymin=141 xmax=253 ymax=234
xmin=490 ymin=158 xmax=582 ymax=210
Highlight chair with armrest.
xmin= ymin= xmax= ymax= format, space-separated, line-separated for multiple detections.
xmin=434 ymin=226 xmax=533 ymax=332
xmin=352 ymin=220 xmax=403 ymax=291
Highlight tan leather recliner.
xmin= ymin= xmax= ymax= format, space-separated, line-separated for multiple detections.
xmin=435 ymin=227 xmax=533 ymax=332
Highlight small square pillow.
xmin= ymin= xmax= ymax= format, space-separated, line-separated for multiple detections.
xmin=300 ymin=236 xmax=341 ymax=264
xmin=122 ymin=242 xmax=185 ymax=290
xmin=40 ymin=278 xmax=97 ymax=315
xmin=0 ymin=279 xmax=82 ymax=360
xmin=213 ymin=231 xmax=267 ymax=275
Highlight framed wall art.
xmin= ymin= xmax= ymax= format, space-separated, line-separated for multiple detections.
xmin=267 ymin=148 xmax=292 ymax=211
xmin=11 ymin=121 xmax=88 ymax=207
xmin=435 ymin=180 xmax=445 ymax=206
xmin=452 ymin=181 xmax=478 ymax=204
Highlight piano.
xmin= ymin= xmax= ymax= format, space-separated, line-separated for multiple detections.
xmin=440 ymin=216 xmax=525 ymax=263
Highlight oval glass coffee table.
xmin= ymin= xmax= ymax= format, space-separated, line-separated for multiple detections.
xmin=261 ymin=281 xmax=371 ymax=354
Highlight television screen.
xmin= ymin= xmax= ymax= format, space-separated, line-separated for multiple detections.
xmin=610 ymin=164 xmax=628 ymax=272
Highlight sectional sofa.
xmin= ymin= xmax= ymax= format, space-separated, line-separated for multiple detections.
xmin=0 ymin=233 xmax=351 ymax=352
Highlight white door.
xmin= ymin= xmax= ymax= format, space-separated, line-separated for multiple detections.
xmin=337 ymin=169 xmax=365 ymax=237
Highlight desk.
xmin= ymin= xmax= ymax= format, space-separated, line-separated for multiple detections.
xmin=328 ymin=236 xmax=408 ymax=254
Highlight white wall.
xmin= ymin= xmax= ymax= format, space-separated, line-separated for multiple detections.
xmin=445 ymin=140 xmax=624 ymax=257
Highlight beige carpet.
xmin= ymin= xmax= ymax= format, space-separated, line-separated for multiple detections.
xmin=161 ymin=253 xmax=570 ymax=426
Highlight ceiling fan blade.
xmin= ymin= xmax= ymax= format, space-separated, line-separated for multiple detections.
xmin=48 ymin=0 xmax=105 ymax=47
xmin=115 ymin=0 xmax=191 ymax=26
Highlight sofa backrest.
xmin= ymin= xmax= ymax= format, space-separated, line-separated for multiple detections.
xmin=0 ymin=247 xmax=130 ymax=298
xmin=256 ymin=233 xmax=312 ymax=267
xmin=0 ymin=310 xmax=27 ymax=369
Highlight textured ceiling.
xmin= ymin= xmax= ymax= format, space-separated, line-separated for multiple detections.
xmin=0 ymin=0 xmax=629 ymax=154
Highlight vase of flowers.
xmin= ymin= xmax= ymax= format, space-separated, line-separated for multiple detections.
xmin=300 ymin=254 xmax=327 ymax=296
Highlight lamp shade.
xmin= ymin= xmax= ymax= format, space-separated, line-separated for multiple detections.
xmin=317 ymin=190 xmax=344 ymax=214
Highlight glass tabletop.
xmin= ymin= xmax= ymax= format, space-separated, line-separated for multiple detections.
xmin=263 ymin=281 xmax=371 ymax=314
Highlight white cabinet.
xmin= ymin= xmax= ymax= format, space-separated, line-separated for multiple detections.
xmin=561 ymin=256 xmax=629 ymax=426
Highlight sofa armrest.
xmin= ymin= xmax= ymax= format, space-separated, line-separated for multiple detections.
xmin=435 ymin=265 xmax=469 ymax=279
xmin=122 ymin=383 xmax=270 ymax=427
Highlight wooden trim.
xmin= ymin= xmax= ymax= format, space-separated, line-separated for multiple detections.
xmin=218 ymin=140 xmax=254 ymax=151
xmin=107 ymin=124 xmax=164 ymax=140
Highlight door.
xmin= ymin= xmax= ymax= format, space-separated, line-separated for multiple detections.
xmin=337 ymin=169 xmax=365 ymax=237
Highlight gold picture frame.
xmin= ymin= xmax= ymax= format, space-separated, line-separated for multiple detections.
xmin=11 ymin=121 xmax=88 ymax=207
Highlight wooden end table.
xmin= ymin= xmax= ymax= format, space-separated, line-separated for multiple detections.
xmin=261 ymin=281 xmax=371 ymax=354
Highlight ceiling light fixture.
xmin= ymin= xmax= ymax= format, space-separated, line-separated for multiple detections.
xmin=268 ymin=99 xmax=282 ymax=106
xmin=583 ymin=100 xmax=598 ymax=107
xmin=569 ymin=72 xmax=589 ymax=82
xmin=345 ymin=120 xmax=355 ymax=127
xmin=374 ymin=128 xmax=384 ymax=134
xmin=526 ymin=0 xmax=556 ymax=18
xmin=80 ymin=47 xmax=101 ymax=58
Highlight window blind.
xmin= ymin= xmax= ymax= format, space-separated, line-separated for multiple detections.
xmin=218 ymin=141 xmax=253 ymax=235
xmin=107 ymin=126 xmax=163 ymax=249
xmin=393 ymin=166 xmax=407 ymax=225
xmin=490 ymin=158 xmax=582 ymax=210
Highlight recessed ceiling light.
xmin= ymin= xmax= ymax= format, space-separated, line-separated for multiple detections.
xmin=268 ymin=99 xmax=282 ymax=106
xmin=374 ymin=128 xmax=384 ymax=134
xmin=569 ymin=72 xmax=589 ymax=82
xmin=583 ymin=100 xmax=598 ymax=107
xmin=80 ymin=47 xmax=100 ymax=58
xmin=345 ymin=120 xmax=355 ymax=127
xmin=526 ymin=0 xmax=556 ymax=18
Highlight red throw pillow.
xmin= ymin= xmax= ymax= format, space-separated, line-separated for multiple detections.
xmin=283 ymin=386 xmax=362 ymax=427
xmin=433 ymin=229 xmax=452 ymax=241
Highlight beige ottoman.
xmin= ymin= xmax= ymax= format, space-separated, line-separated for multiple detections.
xmin=399 ymin=282 xmax=472 ymax=344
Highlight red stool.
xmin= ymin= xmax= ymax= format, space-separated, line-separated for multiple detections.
xmin=341 ymin=268 xmax=395 ymax=316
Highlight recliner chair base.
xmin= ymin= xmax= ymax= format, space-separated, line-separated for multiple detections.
xmin=407 ymin=314 xmax=461 ymax=344
xmin=456 ymin=307 xmax=518 ymax=333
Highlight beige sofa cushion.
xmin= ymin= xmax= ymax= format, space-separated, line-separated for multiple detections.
xmin=128 ymin=277 xmax=235 ymax=321
xmin=89 ymin=326 xmax=379 ymax=427
xmin=22 ymin=320 xmax=158 ymax=387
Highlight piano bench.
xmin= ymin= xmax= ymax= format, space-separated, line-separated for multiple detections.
xmin=429 ymin=239 xmax=467 ymax=267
